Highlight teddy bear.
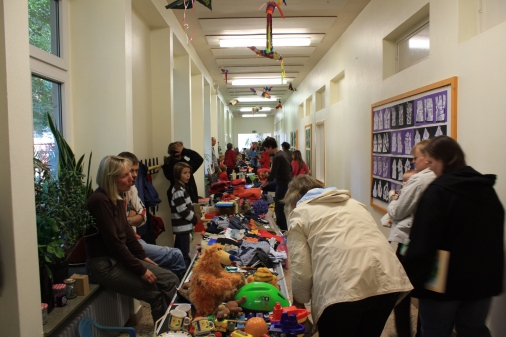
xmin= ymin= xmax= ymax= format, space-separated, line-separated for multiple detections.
xmin=246 ymin=267 xmax=279 ymax=290
xmin=189 ymin=244 xmax=245 ymax=315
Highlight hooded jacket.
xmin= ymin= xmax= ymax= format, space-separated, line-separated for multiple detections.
xmin=387 ymin=168 xmax=436 ymax=244
xmin=287 ymin=188 xmax=413 ymax=325
xmin=403 ymin=166 xmax=504 ymax=300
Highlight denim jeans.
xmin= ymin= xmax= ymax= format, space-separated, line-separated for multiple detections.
xmin=89 ymin=257 xmax=178 ymax=323
xmin=275 ymin=184 xmax=289 ymax=231
xmin=139 ymin=239 xmax=186 ymax=281
xmin=418 ymin=297 xmax=492 ymax=337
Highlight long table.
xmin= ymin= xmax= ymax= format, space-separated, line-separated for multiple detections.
xmin=156 ymin=226 xmax=289 ymax=335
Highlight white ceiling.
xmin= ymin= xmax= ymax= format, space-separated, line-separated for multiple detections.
xmin=164 ymin=0 xmax=371 ymax=116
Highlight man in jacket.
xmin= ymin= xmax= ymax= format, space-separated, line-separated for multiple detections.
xmin=260 ymin=137 xmax=292 ymax=231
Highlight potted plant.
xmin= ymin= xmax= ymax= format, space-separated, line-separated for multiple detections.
xmin=34 ymin=114 xmax=94 ymax=310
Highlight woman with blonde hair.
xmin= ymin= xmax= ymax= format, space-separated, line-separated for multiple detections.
xmin=291 ymin=150 xmax=309 ymax=177
xmin=283 ymin=175 xmax=412 ymax=336
xmin=86 ymin=156 xmax=179 ymax=323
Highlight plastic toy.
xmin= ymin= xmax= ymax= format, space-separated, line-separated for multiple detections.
xmin=269 ymin=302 xmax=310 ymax=324
xmin=235 ymin=282 xmax=290 ymax=312
xmin=268 ymin=312 xmax=306 ymax=337
xmin=231 ymin=331 xmax=253 ymax=337
xmin=244 ymin=317 xmax=269 ymax=337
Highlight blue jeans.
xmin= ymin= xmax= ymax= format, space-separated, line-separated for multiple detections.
xmin=139 ymin=239 xmax=186 ymax=281
xmin=275 ymin=184 xmax=289 ymax=231
xmin=418 ymin=297 xmax=492 ymax=337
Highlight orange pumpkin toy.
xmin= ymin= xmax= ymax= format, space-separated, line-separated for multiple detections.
xmin=189 ymin=244 xmax=245 ymax=315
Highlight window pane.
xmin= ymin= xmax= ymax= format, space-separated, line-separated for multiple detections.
xmin=28 ymin=0 xmax=60 ymax=56
xmin=32 ymin=76 xmax=61 ymax=174
xmin=397 ymin=24 xmax=430 ymax=72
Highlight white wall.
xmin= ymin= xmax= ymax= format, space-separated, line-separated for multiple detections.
xmin=234 ymin=116 xmax=275 ymax=147
xmin=0 ymin=1 xmax=43 ymax=335
xmin=281 ymin=0 xmax=506 ymax=334
xmin=132 ymin=9 xmax=153 ymax=159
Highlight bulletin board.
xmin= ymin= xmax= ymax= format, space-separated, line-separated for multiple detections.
xmin=305 ymin=124 xmax=312 ymax=173
xmin=370 ymin=77 xmax=458 ymax=212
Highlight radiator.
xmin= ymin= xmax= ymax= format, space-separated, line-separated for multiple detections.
xmin=49 ymin=288 xmax=131 ymax=337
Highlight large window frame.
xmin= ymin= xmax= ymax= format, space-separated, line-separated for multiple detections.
xmin=29 ymin=0 xmax=70 ymax=157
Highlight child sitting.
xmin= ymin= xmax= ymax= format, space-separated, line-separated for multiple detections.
xmin=169 ymin=162 xmax=199 ymax=268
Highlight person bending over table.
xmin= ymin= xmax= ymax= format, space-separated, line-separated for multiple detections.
xmin=283 ymin=175 xmax=413 ymax=337
xmin=85 ymin=155 xmax=179 ymax=323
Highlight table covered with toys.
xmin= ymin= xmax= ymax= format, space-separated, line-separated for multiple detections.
xmin=154 ymin=183 xmax=312 ymax=337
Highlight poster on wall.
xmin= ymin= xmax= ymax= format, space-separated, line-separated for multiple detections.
xmin=290 ymin=130 xmax=298 ymax=150
xmin=305 ymin=124 xmax=312 ymax=173
xmin=370 ymin=77 xmax=458 ymax=212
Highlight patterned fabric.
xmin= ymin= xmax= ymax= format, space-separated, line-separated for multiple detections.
xmin=170 ymin=182 xmax=197 ymax=233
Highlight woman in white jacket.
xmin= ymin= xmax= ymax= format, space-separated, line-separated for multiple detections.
xmin=283 ymin=176 xmax=413 ymax=336
xmin=387 ymin=139 xmax=436 ymax=337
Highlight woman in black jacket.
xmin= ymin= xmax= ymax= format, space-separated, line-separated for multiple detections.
xmin=403 ymin=136 xmax=504 ymax=337
xmin=162 ymin=141 xmax=203 ymax=204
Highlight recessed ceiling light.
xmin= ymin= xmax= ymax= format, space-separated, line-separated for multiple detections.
xmin=234 ymin=97 xmax=278 ymax=102
xmin=220 ymin=38 xmax=311 ymax=48
xmin=240 ymin=107 xmax=272 ymax=112
xmin=242 ymin=114 xmax=267 ymax=118
xmin=232 ymin=79 xmax=289 ymax=86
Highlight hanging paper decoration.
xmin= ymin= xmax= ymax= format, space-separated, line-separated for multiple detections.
xmin=228 ymin=100 xmax=239 ymax=106
xmin=248 ymin=0 xmax=287 ymax=83
xmin=165 ymin=0 xmax=212 ymax=10
xmin=166 ymin=0 xmax=212 ymax=44
xmin=275 ymin=100 xmax=282 ymax=109
xmin=250 ymin=88 xmax=257 ymax=95
xmin=252 ymin=107 xmax=263 ymax=114
xmin=249 ymin=87 xmax=273 ymax=99
xmin=288 ymin=82 xmax=297 ymax=91
xmin=220 ymin=67 xmax=229 ymax=84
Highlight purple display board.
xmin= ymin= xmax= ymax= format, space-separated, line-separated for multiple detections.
xmin=371 ymin=79 xmax=456 ymax=212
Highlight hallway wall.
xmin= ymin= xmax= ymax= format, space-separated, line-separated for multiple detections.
xmin=280 ymin=0 xmax=506 ymax=334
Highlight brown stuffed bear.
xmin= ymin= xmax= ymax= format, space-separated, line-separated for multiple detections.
xmin=189 ymin=244 xmax=245 ymax=315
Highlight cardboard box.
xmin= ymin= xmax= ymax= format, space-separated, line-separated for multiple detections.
xmin=70 ymin=273 xmax=89 ymax=296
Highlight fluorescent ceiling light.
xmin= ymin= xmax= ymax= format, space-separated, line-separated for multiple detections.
xmin=235 ymin=97 xmax=278 ymax=102
xmin=232 ymin=78 xmax=288 ymax=86
xmin=220 ymin=38 xmax=311 ymax=48
xmin=242 ymin=114 xmax=267 ymax=118
xmin=240 ymin=107 xmax=272 ymax=112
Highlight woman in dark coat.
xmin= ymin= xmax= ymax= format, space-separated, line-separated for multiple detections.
xmin=403 ymin=136 xmax=504 ymax=337
xmin=162 ymin=141 xmax=203 ymax=204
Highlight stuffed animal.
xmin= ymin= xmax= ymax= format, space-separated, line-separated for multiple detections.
xmin=190 ymin=244 xmax=245 ymax=315
xmin=246 ymin=267 xmax=279 ymax=289
xmin=215 ymin=296 xmax=247 ymax=319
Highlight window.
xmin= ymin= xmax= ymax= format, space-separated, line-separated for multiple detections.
xmin=28 ymin=0 xmax=60 ymax=56
xmin=32 ymin=75 xmax=62 ymax=173
xmin=397 ymin=22 xmax=430 ymax=72
xmin=29 ymin=0 xmax=68 ymax=173
xmin=383 ymin=4 xmax=430 ymax=78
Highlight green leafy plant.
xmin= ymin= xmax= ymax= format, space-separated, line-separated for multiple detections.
xmin=34 ymin=114 xmax=94 ymax=278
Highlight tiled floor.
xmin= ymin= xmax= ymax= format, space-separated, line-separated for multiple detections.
xmin=120 ymin=232 xmax=419 ymax=336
